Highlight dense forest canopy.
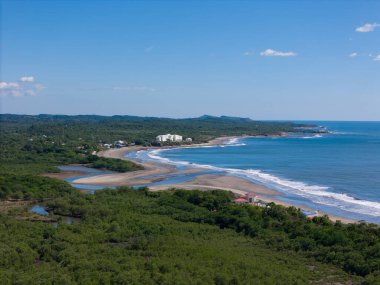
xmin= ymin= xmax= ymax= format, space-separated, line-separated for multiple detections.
xmin=0 ymin=114 xmax=309 ymax=144
xmin=0 ymin=186 xmax=379 ymax=284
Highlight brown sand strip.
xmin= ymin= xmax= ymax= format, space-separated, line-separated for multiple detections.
xmin=60 ymin=137 xmax=357 ymax=224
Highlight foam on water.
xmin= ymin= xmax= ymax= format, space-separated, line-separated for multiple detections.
xmin=301 ymin=134 xmax=323 ymax=139
xmin=223 ymin=137 xmax=247 ymax=146
xmin=139 ymin=139 xmax=380 ymax=219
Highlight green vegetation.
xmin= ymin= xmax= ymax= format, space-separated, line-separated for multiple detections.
xmin=170 ymin=190 xmax=380 ymax=279
xmin=0 ymin=114 xmax=312 ymax=174
xmin=0 ymin=175 xmax=74 ymax=200
xmin=1 ymin=187 xmax=376 ymax=284
xmin=0 ymin=114 xmax=309 ymax=145
xmin=84 ymin=155 xmax=143 ymax=172
xmin=0 ymin=114 xmax=378 ymax=284
xmin=0 ymin=114 xmax=309 ymax=174
xmin=0 ymin=114 xmax=308 ymax=174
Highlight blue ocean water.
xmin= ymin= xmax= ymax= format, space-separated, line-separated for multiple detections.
xmin=146 ymin=122 xmax=380 ymax=223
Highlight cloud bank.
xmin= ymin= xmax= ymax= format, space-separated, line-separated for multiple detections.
xmin=0 ymin=76 xmax=44 ymax=97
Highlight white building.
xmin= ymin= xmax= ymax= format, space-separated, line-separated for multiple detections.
xmin=185 ymin=138 xmax=193 ymax=143
xmin=156 ymin=134 xmax=183 ymax=142
xmin=103 ymin=143 xmax=112 ymax=149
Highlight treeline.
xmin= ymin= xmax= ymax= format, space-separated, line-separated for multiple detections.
xmin=1 ymin=113 xmax=310 ymax=146
xmin=0 ymin=114 xmax=309 ymax=174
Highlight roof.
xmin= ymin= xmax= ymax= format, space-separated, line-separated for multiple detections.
xmin=234 ymin=198 xmax=247 ymax=203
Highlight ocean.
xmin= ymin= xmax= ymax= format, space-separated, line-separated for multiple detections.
xmin=139 ymin=122 xmax=380 ymax=224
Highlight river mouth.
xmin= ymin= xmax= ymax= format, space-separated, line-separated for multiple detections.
xmin=58 ymin=165 xmax=218 ymax=191
xmin=58 ymin=166 xmax=116 ymax=191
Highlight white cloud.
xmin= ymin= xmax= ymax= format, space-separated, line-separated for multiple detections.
xmin=374 ymin=55 xmax=380 ymax=61
xmin=0 ymin=76 xmax=44 ymax=97
xmin=260 ymin=49 xmax=297 ymax=57
xmin=349 ymin=52 xmax=358 ymax=57
xmin=355 ymin=23 xmax=380 ymax=33
xmin=20 ymin=76 xmax=35 ymax=82
xmin=242 ymin=51 xmax=254 ymax=56
xmin=0 ymin=82 xmax=19 ymax=89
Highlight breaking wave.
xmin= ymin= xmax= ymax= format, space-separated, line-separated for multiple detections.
xmin=139 ymin=145 xmax=380 ymax=218
xmin=300 ymin=134 xmax=323 ymax=139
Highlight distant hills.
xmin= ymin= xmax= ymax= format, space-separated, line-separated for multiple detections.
xmin=0 ymin=114 xmax=259 ymax=124
xmin=197 ymin=115 xmax=253 ymax=123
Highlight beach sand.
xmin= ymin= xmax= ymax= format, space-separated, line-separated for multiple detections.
xmin=72 ymin=137 xmax=237 ymax=186
xmin=170 ymin=174 xmax=280 ymax=196
xmin=68 ymin=138 xmax=357 ymax=224
xmin=73 ymin=166 xmax=206 ymax=186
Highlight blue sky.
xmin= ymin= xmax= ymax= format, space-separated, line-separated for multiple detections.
xmin=1 ymin=0 xmax=379 ymax=120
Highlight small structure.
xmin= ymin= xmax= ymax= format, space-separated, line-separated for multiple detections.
xmin=246 ymin=193 xmax=257 ymax=203
xmin=103 ymin=143 xmax=112 ymax=149
xmin=234 ymin=198 xmax=248 ymax=204
xmin=114 ymin=140 xmax=126 ymax=148
xmin=185 ymin=138 xmax=193 ymax=143
xmin=255 ymin=201 xmax=267 ymax=207
xmin=156 ymin=134 xmax=183 ymax=142
xmin=233 ymin=193 xmax=258 ymax=205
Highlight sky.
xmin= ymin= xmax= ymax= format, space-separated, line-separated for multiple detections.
xmin=1 ymin=0 xmax=379 ymax=120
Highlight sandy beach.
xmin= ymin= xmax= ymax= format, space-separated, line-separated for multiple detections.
xmin=73 ymin=136 xmax=238 ymax=186
xmin=67 ymin=137 xmax=358 ymax=224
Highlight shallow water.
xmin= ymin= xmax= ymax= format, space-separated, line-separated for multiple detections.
xmin=30 ymin=205 xmax=49 ymax=216
xmin=60 ymin=165 xmax=218 ymax=190
xmin=59 ymin=166 xmax=116 ymax=191
xmin=30 ymin=204 xmax=81 ymax=227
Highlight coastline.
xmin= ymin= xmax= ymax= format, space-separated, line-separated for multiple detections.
xmin=68 ymin=136 xmax=358 ymax=224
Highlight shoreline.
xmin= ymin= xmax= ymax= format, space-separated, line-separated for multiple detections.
xmin=68 ymin=135 xmax=359 ymax=224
